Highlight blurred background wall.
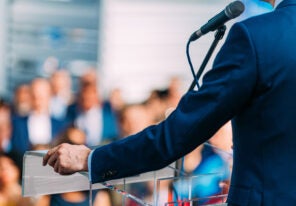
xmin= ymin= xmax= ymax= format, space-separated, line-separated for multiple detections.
xmin=0 ymin=0 xmax=232 ymax=103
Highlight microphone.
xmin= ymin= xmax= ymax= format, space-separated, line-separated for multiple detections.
xmin=189 ymin=1 xmax=245 ymax=42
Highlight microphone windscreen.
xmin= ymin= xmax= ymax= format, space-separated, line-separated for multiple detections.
xmin=226 ymin=1 xmax=245 ymax=19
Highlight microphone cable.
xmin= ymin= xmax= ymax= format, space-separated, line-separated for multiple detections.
xmin=186 ymin=39 xmax=200 ymax=90
xmin=186 ymin=25 xmax=226 ymax=91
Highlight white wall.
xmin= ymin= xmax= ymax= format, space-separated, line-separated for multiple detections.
xmin=100 ymin=0 xmax=232 ymax=103
xmin=0 ymin=0 xmax=8 ymax=96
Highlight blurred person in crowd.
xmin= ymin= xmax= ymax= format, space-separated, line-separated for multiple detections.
xmin=12 ymin=84 xmax=32 ymax=117
xmin=50 ymin=69 xmax=73 ymax=120
xmin=10 ymin=78 xmax=67 ymax=169
xmin=118 ymin=103 xmax=154 ymax=137
xmin=66 ymin=71 xmax=119 ymax=146
xmin=109 ymin=88 xmax=125 ymax=113
xmin=145 ymin=89 xmax=170 ymax=123
xmin=0 ymin=100 xmax=12 ymax=153
xmin=66 ymin=68 xmax=98 ymax=122
xmin=0 ymin=153 xmax=32 ymax=206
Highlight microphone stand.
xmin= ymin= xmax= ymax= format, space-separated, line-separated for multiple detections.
xmin=188 ymin=25 xmax=227 ymax=91
xmin=174 ymin=25 xmax=227 ymax=178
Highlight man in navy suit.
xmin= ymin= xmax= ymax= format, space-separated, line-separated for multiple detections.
xmin=44 ymin=0 xmax=296 ymax=204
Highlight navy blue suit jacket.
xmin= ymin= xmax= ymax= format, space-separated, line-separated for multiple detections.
xmin=90 ymin=1 xmax=296 ymax=205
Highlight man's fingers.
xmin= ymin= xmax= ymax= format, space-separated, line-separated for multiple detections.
xmin=46 ymin=150 xmax=60 ymax=168
xmin=43 ymin=146 xmax=59 ymax=166
xmin=43 ymin=152 xmax=50 ymax=166
xmin=54 ymin=158 xmax=59 ymax=173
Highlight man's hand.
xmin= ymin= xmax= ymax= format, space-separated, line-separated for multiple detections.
xmin=43 ymin=143 xmax=91 ymax=175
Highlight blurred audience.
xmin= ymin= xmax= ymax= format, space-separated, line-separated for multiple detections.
xmin=0 ymin=64 xmax=234 ymax=206
xmin=10 ymin=78 xmax=67 ymax=171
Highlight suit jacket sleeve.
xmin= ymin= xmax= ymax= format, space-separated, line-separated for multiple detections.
xmin=90 ymin=22 xmax=258 ymax=183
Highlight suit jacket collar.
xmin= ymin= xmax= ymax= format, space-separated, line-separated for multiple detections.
xmin=277 ymin=0 xmax=296 ymax=9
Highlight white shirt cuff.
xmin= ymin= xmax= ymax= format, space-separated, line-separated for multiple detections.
xmin=88 ymin=149 xmax=95 ymax=183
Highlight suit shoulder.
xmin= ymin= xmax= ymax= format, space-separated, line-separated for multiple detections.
xmin=237 ymin=11 xmax=275 ymax=33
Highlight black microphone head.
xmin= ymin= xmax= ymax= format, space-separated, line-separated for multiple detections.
xmin=225 ymin=1 xmax=245 ymax=19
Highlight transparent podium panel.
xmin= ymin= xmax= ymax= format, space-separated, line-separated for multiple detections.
xmin=155 ymin=174 xmax=229 ymax=206
xmin=22 ymin=150 xmax=175 ymax=197
xmin=23 ymin=149 xmax=230 ymax=206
